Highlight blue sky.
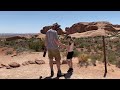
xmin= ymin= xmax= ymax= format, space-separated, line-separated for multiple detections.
xmin=0 ymin=11 xmax=120 ymax=33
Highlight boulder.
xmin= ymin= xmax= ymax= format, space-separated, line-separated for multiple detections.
xmin=8 ymin=62 xmax=20 ymax=68
xmin=28 ymin=60 xmax=36 ymax=64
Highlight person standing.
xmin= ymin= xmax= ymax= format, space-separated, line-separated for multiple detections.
xmin=45 ymin=24 xmax=63 ymax=77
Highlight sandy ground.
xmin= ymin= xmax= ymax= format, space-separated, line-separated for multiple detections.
xmin=0 ymin=49 xmax=120 ymax=79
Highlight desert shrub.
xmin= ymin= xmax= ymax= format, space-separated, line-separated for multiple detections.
xmin=4 ymin=41 xmax=9 ymax=45
xmin=29 ymin=39 xmax=44 ymax=52
xmin=6 ymin=51 xmax=13 ymax=55
xmin=16 ymin=47 xmax=29 ymax=53
xmin=73 ymin=49 xmax=80 ymax=57
xmin=78 ymin=53 xmax=90 ymax=62
xmin=77 ymin=53 xmax=90 ymax=67
xmin=90 ymin=53 xmax=103 ymax=64
xmin=107 ymin=51 xmax=117 ymax=65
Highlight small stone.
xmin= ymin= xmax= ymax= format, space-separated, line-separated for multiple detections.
xmin=22 ymin=61 xmax=29 ymax=66
xmin=35 ymin=60 xmax=45 ymax=65
xmin=28 ymin=61 xmax=36 ymax=64
xmin=6 ymin=66 xmax=13 ymax=69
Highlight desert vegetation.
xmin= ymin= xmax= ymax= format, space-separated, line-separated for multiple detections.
xmin=60 ymin=35 xmax=120 ymax=68
xmin=0 ymin=37 xmax=45 ymax=54
xmin=0 ymin=34 xmax=120 ymax=68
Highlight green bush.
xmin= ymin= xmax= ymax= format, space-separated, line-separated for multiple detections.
xmin=90 ymin=53 xmax=103 ymax=64
xmin=29 ymin=39 xmax=44 ymax=52
xmin=73 ymin=49 xmax=80 ymax=57
xmin=107 ymin=51 xmax=117 ymax=65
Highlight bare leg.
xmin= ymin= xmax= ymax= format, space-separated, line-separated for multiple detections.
xmin=67 ymin=59 xmax=71 ymax=68
xmin=56 ymin=60 xmax=62 ymax=77
xmin=70 ymin=60 xmax=73 ymax=68
xmin=49 ymin=59 xmax=54 ymax=77
xmin=67 ymin=59 xmax=73 ymax=68
xmin=49 ymin=59 xmax=53 ymax=71
xmin=56 ymin=60 xmax=61 ymax=71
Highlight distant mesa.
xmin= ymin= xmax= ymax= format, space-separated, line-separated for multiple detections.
xmin=0 ymin=33 xmax=39 ymax=41
xmin=5 ymin=36 xmax=26 ymax=41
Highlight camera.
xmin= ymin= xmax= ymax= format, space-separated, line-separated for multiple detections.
xmin=43 ymin=47 xmax=47 ymax=57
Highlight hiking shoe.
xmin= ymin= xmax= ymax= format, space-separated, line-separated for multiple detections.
xmin=50 ymin=70 xmax=54 ymax=77
xmin=57 ymin=70 xmax=62 ymax=77
xmin=67 ymin=68 xmax=73 ymax=73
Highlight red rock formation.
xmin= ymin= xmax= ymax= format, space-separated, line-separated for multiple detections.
xmin=40 ymin=23 xmax=65 ymax=35
xmin=40 ymin=21 xmax=120 ymax=35
xmin=104 ymin=25 xmax=116 ymax=31
xmin=113 ymin=24 xmax=120 ymax=28
xmin=65 ymin=21 xmax=118 ymax=34
xmin=85 ymin=25 xmax=98 ymax=31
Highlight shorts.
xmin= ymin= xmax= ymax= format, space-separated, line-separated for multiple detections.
xmin=48 ymin=49 xmax=61 ymax=61
xmin=67 ymin=51 xmax=74 ymax=60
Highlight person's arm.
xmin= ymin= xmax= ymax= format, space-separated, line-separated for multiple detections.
xmin=54 ymin=38 xmax=69 ymax=49
xmin=54 ymin=32 xmax=66 ymax=48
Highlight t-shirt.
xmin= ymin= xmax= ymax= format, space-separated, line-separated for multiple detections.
xmin=46 ymin=29 xmax=59 ymax=49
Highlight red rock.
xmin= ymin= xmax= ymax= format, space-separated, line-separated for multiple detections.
xmin=85 ymin=25 xmax=98 ymax=31
xmin=40 ymin=23 xmax=65 ymax=35
xmin=1 ymin=64 xmax=7 ymax=67
xmin=6 ymin=66 xmax=13 ymax=69
xmin=28 ymin=60 xmax=36 ymax=64
xmin=22 ymin=61 xmax=29 ymax=66
xmin=8 ymin=62 xmax=20 ymax=68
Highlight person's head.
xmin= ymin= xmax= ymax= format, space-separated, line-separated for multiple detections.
xmin=66 ymin=36 xmax=72 ymax=41
xmin=66 ymin=36 xmax=74 ymax=45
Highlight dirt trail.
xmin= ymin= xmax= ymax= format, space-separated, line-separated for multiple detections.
xmin=0 ymin=51 xmax=120 ymax=79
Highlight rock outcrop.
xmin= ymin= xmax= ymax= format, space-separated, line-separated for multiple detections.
xmin=65 ymin=21 xmax=118 ymax=34
xmin=40 ymin=21 xmax=120 ymax=35
xmin=40 ymin=23 xmax=65 ymax=35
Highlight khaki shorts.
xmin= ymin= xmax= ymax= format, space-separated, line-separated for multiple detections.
xmin=48 ymin=49 xmax=61 ymax=61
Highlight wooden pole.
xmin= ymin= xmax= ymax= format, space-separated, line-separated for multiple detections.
xmin=102 ymin=36 xmax=107 ymax=77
